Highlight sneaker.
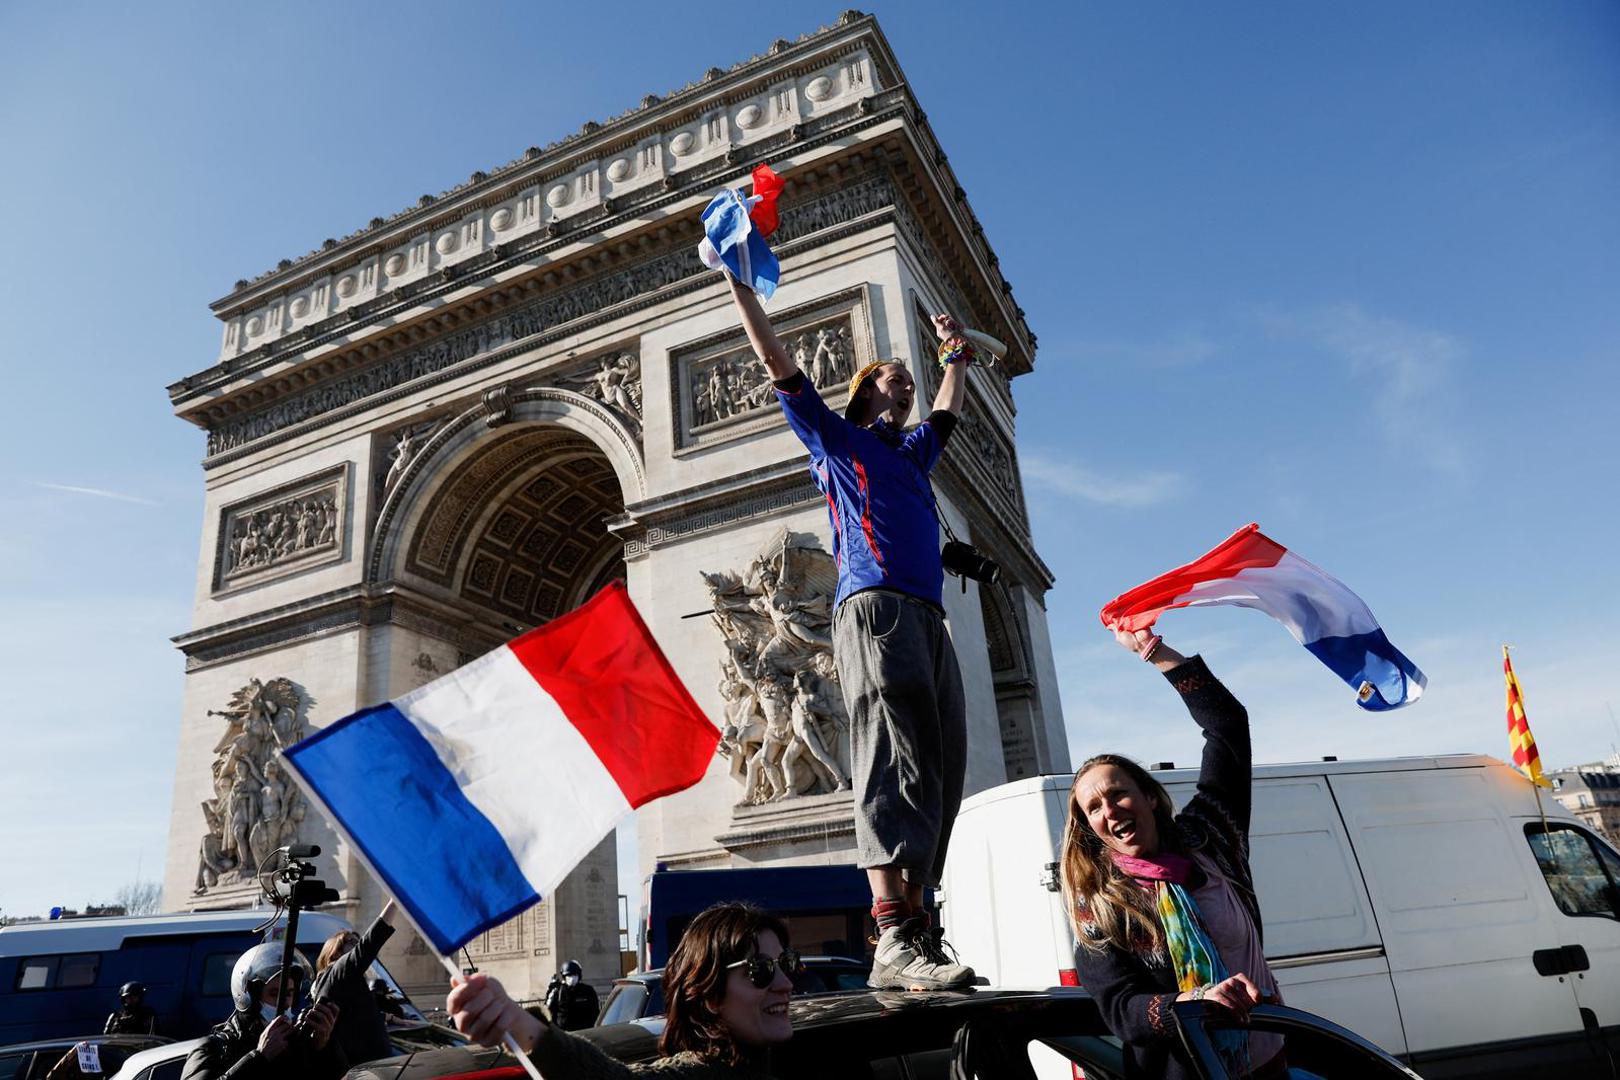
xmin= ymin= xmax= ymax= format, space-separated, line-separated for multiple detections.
xmin=867 ymin=917 xmax=974 ymax=990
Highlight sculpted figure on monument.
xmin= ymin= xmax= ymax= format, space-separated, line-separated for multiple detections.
xmin=224 ymin=493 xmax=339 ymax=579
xmin=195 ymin=677 xmax=311 ymax=893
xmin=567 ymin=353 xmax=643 ymax=423
xmin=704 ymin=529 xmax=850 ymax=804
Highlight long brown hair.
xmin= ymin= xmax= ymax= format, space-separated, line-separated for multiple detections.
xmin=660 ymin=903 xmax=791 ymax=1064
xmin=1059 ymin=754 xmax=1181 ymax=955
xmin=316 ymin=929 xmax=359 ymax=973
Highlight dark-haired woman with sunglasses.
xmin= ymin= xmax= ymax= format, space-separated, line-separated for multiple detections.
xmin=449 ymin=902 xmax=800 ymax=1077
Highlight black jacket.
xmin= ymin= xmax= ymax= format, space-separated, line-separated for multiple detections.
xmin=309 ymin=913 xmax=397 ymax=1066
xmin=180 ymin=1008 xmax=348 ymax=1080
xmin=1072 ymin=655 xmax=1260 ymax=1080
xmin=104 ymin=1004 xmax=159 ymax=1035
xmin=545 ymin=979 xmax=602 ymax=1031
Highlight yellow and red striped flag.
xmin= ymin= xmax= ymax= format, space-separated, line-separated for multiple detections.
xmin=1504 ymin=646 xmax=1551 ymax=787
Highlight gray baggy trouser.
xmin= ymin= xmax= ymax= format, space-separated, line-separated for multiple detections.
xmin=833 ymin=588 xmax=967 ymax=888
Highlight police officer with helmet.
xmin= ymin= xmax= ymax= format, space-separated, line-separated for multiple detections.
xmin=181 ymin=942 xmax=347 ymax=1080
xmin=543 ymin=959 xmax=600 ymax=1031
xmin=104 ymin=981 xmax=159 ymax=1035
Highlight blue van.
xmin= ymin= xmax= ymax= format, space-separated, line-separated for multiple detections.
xmin=0 ymin=910 xmax=419 ymax=1044
xmin=637 ymin=865 xmax=895 ymax=970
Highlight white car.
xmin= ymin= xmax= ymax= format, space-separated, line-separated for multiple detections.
xmin=106 ymin=1037 xmax=204 ymax=1080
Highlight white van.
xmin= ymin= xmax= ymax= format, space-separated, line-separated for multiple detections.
xmin=941 ymin=754 xmax=1620 ymax=1079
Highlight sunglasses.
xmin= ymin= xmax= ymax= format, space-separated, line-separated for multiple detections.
xmin=726 ymin=948 xmax=804 ymax=989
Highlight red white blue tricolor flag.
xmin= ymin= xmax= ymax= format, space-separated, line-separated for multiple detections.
xmin=281 ymin=583 xmax=717 ymax=954
xmin=1101 ymin=524 xmax=1427 ymax=711
xmin=698 ymin=163 xmax=784 ymax=299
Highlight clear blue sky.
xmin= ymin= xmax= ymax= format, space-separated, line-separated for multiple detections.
xmin=1 ymin=2 xmax=1616 ymax=920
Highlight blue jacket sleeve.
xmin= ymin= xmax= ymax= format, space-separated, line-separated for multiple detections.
xmin=774 ymin=372 xmax=846 ymax=461
xmin=903 ymin=415 xmax=947 ymax=474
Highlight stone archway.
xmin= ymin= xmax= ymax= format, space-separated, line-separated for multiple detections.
xmin=369 ymin=387 xmax=645 ymax=602
xmin=361 ymin=389 xmax=638 ymax=995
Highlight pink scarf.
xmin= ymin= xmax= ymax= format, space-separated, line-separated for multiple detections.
xmin=1111 ymin=850 xmax=1195 ymax=885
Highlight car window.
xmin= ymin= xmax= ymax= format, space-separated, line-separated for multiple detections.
xmin=145 ymin=1061 xmax=188 ymax=1080
xmin=1527 ymin=824 xmax=1620 ymax=918
xmin=598 ymin=984 xmax=649 ymax=1026
xmin=57 ymin=953 xmax=100 ymax=988
xmin=1187 ymin=1009 xmax=1419 ymax=1079
xmin=0 ymin=1051 xmax=32 ymax=1080
xmin=12 ymin=953 xmax=101 ymax=991
xmin=200 ymin=952 xmax=236 ymax=996
xmin=14 ymin=957 xmax=55 ymax=990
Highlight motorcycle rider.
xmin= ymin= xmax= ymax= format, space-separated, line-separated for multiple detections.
xmin=181 ymin=942 xmax=346 ymax=1080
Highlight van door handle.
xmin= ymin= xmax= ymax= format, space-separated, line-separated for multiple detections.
xmin=1562 ymin=945 xmax=1590 ymax=973
xmin=1533 ymin=947 xmax=1568 ymax=976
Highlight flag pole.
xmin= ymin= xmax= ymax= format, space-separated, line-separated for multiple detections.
xmin=1505 ymin=645 xmax=1557 ymax=869
xmin=276 ymin=750 xmax=547 ymax=1080
xmin=433 ymin=952 xmax=546 ymax=1080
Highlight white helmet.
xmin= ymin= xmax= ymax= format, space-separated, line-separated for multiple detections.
xmin=230 ymin=941 xmax=313 ymax=1012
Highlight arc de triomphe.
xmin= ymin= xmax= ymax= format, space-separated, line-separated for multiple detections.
xmin=161 ymin=11 xmax=1068 ymax=1000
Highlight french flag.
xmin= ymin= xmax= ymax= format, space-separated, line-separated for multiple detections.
xmin=281 ymin=583 xmax=718 ymax=954
xmin=1101 ymin=524 xmax=1426 ymax=711
xmin=698 ymin=164 xmax=784 ymax=299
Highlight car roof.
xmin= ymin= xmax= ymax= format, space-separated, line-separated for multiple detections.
xmin=109 ymin=1038 xmax=206 ymax=1077
xmin=616 ymin=956 xmax=868 ymax=983
xmin=0 ymin=1035 xmax=172 ymax=1054
xmin=0 ymin=911 xmax=354 ymax=954
xmin=580 ymin=987 xmax=1102 ymax=1065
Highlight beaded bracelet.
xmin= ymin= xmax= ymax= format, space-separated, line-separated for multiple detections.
xmin=937 ymin=336 xmax=976 ymax=368
xmin=1140 ymin=634 xmax=1163 ymax=663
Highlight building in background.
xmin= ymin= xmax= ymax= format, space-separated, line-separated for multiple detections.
xmin=1549 ymin=755 xmax=1620 ymax=844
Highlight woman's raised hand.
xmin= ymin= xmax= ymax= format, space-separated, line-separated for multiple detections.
xmin=1111 ymin=624 xmax=1185 ymax=670
xmin=1113 ymin=626 xmax=1156 ymax=654
xmin=448 ymin=972 xmax=544 ymax=1052
xmin=1177 ymin=972 xmax=1264 ymax=1023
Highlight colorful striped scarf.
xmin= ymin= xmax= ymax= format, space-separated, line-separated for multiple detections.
xmin=1113 ymin=851 xmax=1251 ymax=1072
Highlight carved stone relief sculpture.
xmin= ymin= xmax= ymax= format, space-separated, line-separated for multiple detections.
xmin=214 ymin=465 xmax=348 ymax=593
xmin=564 ymin=351 xmax=642 ymax=425
xmin=704 ymin=529 xmax=850 ymax=805
xmin=205 ymin=174 xmax=899 ymax=457
xmin=674 ymin=288 xmax=876 ymax=452
xmin=689 ymin=318 xmax=857 ymax=431
xmin=195 ymin=677 xmax=311 ymax=893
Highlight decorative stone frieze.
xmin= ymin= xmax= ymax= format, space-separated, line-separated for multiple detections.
xmin=672 ymin=286 xmax=874 ymax=452
xmin=202 ymin=174 xmax=898 ymax=458
xmin=213 ymin=465 xmax=348 ymax=594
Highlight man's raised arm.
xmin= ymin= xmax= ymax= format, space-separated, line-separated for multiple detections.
xmin=727 ymin=275 xmax=797 ymax=381
xmin=931 ymin=314 xmax=971 ymax=415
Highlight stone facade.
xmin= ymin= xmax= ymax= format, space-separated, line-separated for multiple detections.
xmin=162 ymin=11 xmax=1066 ymax=1004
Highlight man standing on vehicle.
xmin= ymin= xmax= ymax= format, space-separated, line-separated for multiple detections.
xmin=724 ymin=273 xmax=977 ymax=991
xmin=104 ymin=981 xmax=159 ymax=1035
xmin=543 ymin=959 xmax=600 ymax=1031
xmin=182 ymin=943 xmax=346 ymax=1080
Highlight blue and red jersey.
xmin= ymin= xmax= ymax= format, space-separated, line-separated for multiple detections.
xmin=773 ymin=372 xmax=956 ymax=609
